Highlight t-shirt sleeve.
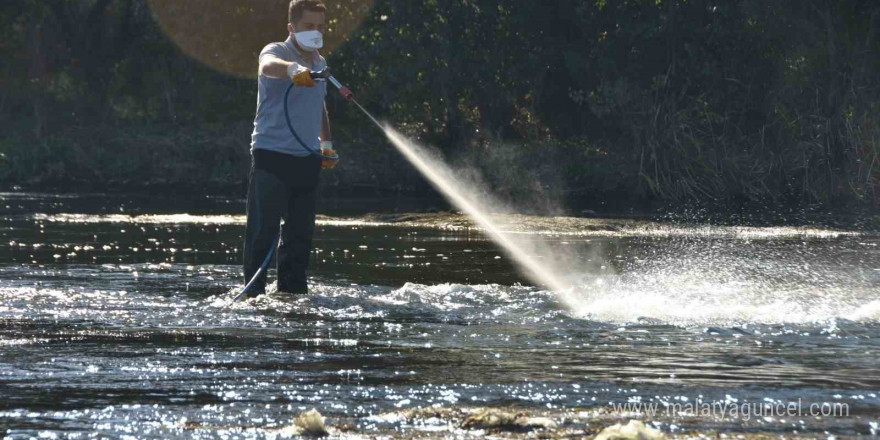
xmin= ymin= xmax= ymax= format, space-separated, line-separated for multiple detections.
xmin=258 ymin=42 xmax=288 ymax=65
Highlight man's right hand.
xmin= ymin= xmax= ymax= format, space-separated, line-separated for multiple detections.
xmin=287 ymin=64 xmax=316 ymax=87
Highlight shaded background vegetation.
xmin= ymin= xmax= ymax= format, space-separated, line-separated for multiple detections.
xmin=1 ymin=0 xmax=878 ymax=213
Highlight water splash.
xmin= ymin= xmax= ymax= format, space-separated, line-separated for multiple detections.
xmin=381 ymin=126 xmax=586 ymax=312
xmin=371 ymin=123 xmax=876 ymax=322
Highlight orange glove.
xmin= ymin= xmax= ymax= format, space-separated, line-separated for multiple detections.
xmin=287 ymin=64 xmax=316 ymax=87
xmin=321 ymin=149 xmax=338 ymax=170
xmin=320 ymin=141 xmax=339 ymax=170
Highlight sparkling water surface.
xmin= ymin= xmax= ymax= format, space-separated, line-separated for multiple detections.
xmin=1 ymin=193 xmax=878 ymax=438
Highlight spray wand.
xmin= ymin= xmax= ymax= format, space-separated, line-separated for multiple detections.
xmin=310 ymin=67 xmax=384 ymax=129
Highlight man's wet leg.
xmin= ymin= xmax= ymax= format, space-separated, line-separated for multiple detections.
xmin=243 ymin=166 xmax=287 ymax=296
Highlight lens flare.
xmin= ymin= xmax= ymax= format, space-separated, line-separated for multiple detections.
xmin=146 ymin=0 xmax=375 ymax=77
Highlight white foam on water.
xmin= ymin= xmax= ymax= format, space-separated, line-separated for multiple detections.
xmin=2 ymin=275 xmax=876 ymax=327
xmin=849 ymin=299 xmax=880 ymax=322
xmin=570 ymin=276 xmax=878 ymax=325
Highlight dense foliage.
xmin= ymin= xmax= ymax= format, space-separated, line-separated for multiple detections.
xmin=1 ymin=0 xmax=877 ymax=211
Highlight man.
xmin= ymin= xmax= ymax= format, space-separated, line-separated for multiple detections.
xmin=243 ymin=0 xmax=337 ymax=296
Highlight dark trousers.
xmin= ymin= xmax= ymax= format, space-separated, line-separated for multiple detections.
xmin=243 ymin=149 xmax=321 ymax=294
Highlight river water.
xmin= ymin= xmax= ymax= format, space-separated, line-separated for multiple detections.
xmin=1 ymin=192 xmax=878 ymax=438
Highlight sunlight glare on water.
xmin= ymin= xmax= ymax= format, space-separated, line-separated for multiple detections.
xmin=1 ymin=193 xmax=879 ymax=438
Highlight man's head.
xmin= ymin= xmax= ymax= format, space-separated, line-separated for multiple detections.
xmin=288 ymin=0 xmax=326 ymax=35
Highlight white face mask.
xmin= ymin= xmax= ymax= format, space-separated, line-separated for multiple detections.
xmin=294 ymin=30 xmax=323 ymax=51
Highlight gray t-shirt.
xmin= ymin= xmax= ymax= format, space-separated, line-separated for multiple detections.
xmin=250 ymin=37 xmax=327 ymax=156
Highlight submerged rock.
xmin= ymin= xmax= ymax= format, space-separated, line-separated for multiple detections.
xmin=594 ymin=420 xmax=665 ymax=440
xmin=461 ymin=408 xmax=558 ymax=432
xmin=519 ymin=416 xmax=558 ymax=430
xmin=461 ymin=408 xmax=517 ymax=430
xmin=635 ymin=316 xmax=665 ymax=325
xmin=293 ymin=409 xmax=328 ymax=436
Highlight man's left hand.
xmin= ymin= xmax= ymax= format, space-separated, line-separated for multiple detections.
xmin=320 ymin=141 xmax=339 ymax=170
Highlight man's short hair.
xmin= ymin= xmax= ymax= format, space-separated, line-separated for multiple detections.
xmin=289 ymin=0 xmax=326 ymax=24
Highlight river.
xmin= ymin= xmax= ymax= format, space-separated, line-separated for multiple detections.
xmin=1 ymin=192 xmax=878 ymax=438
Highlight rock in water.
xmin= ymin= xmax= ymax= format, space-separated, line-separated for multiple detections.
xmin=461 ymin=408 xmax=557 ymax=432
xmin=462 ymin=408 xmax=518 ymax=430
xmin=517 ymin=416 xmax=557 ymax=430
xmin=594 ymin=420 xmax=665 ymax=440
xmin=294 ymin=409 xmax=328 ymax=436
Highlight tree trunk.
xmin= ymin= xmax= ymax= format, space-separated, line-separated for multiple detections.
xmin=163 ymin=60 xmax=177 ymax=123
xmin=0 ymin=64 xmax=10 ymax=116
xmin=28 ymin=24 xmax=47 ymax=140
xmin=33 ymin=98 xmax=43 ymax=141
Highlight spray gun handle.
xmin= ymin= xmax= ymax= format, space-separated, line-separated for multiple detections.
xmin=309 ymin=67 xmax=332 ymax=80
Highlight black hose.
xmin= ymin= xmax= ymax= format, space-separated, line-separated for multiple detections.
xmin=283 ymin=83 xmax=339 ymax=161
